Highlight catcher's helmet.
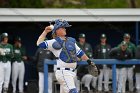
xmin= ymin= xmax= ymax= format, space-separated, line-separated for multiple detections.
xmin=50 ymin=19 xmax=71 ymax=35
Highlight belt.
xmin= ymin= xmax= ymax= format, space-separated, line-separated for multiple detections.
xmin=57 ymin=68 xmax=75 ymax=72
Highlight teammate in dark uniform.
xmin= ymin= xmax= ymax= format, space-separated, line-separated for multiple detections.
xmin=94 ymin=34 xmax=111 ymax=93
xmin=118 ymin=33 xmax=136 ymax=92
xmin=77 ymin=33 xmax=96 ymax=93
xmin=34 ymin=47 xmax=55 ymax=93
xmin=0 ymin=33 xmax=13 ymax=93
xmin=109 ymin=41 xmax=133 ymax=93
xmin=77 ymin=33 xmax=93 ymax=57
xmin=12 ymin=36 xmax=27 ymax=93
xmin=121 ymin=33 xmax=136 ymax=57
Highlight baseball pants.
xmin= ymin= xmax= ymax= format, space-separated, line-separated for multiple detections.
xmin=136 ymin=73 xmax=140 ymax=92
xmin=98 ymin=67 xmax=110 ymax=91
xmin=117 ymin=68 xmax=126 ymax=93
xmin=117 ymin=67 xmax=133 ymax=93
xmin=81 ymin=74 xmax=97 ymax=91
xmin=74 ymin=76 xmax=80 ymax=92
xmin=0 ymin=61 xmax=11 ymax=93
xmin=55 ymin=69 xmax=77 ymax=93
xmin=39 ymin=72 xmax=53 ymax=93
xmin=12 ymin=61 xmax=25 ymax=93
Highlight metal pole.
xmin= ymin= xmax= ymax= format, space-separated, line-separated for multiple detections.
xmin=112 ymin=64 xmax=117 ymax=93
xmin=136 ymin=22 xmax=139 ymax=45
xmin=44 ymin=63 xmax=48 ymax=93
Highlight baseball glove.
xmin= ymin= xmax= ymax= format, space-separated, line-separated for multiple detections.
xmin=88 ymin=63 xmax=100 ymax=77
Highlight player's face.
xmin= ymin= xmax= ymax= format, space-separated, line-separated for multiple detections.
xmin=101 ymin=38 xmax=106 ymax=43
xmin=79 ymin=38 xmax=85 ymax=43
xmin=3 ymin=37 xmax=8 ymax=43
xmin=15 ymin=41 xmax=21 ymax=47
xmin=121 ymin=45 xmax=127 ymax=51
xmin=56 ymin=27 xmax=66 ymax=36
xmin=124 ymin=37 xmax=130 ymax=43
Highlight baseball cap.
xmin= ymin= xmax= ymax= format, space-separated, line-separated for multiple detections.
xmin=100 ymin=34 xmax=106 ymax=39
xmin=121 ymin=41 xmax=127 ymax=46
xmin=79 ymin=33 xmax=86 ymax=38
xmin=50 ymin=19 xmax=71 ymax=35
xmin=1 ymin=33 xmax=8 ymax=38
xmin=123 ymin=33 xmax=130 ymax=38
xmin=14 ymin=36 xmax=21 ymax=42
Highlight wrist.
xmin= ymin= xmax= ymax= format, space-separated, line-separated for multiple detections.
xmin=87 ymin=59 xmax=92 ymax=65
xmin=87 ymin=59 xmax=95 ymax=65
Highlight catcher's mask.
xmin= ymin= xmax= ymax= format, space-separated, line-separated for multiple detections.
xmin=50 ymin=19 xmax=71 ymax=35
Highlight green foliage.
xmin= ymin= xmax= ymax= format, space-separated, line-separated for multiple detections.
xmin=0 ymin=0 xmax=44 ymax=8
xmin=0 ymin=0 xmax=140 ymax=8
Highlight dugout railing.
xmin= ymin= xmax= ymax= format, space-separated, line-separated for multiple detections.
xmin=44 ymin=59 xmax=140 ymax=93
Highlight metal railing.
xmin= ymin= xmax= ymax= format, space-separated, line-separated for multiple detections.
xmin=44 ymin=59 xmax=140 ymax=93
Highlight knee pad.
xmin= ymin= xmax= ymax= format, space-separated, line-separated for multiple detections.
xmin=69 ymin=88 xmax=78 ymax=93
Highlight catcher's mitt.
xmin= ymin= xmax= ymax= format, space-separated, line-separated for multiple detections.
xmin=88 ymin=63 xmax=100 ymax=77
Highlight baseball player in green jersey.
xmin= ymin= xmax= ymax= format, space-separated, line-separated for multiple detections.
xmin=0 ymin=33 xmax=13 ymax=93
xmin=94 ymin=34 xmax=111 ymax=93
xmin=77 ymin=33 xmax=97 ymax=92
xmin=77 ymin=33 xmax=93 ymax=57
xmin=123 ymin=33 xmax=136 ymax=57
xmin=12 ymin=36 xmax=27 ymax=93
xmin=110 ymin=41 xmax=133 ymax=93
xmin=118 ymin=33 xmax=136 ymax=92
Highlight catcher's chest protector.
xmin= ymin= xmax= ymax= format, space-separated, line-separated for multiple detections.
xmin=53 ymin=37 xmax=77 ymax=63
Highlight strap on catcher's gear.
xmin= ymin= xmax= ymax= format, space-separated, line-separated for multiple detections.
xmin=87 ymin=60 xmax=100 ymax=77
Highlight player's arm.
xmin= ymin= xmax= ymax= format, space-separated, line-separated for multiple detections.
xmin=76 ymin=43 xmax=100 ymax=76
xmin=75 ymin=43 xmax=94 ymax=65
xmin=36 ymin=26 xmax=52 ymax=46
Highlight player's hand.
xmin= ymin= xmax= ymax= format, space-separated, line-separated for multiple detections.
xmin=22 ymin=56 xmax=27 ymax=60
xmin=44 ymin=26 xmax=53 ymax=33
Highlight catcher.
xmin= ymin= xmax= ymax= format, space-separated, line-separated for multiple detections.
xmin=36 ymin=19 xmax=99 ymax=93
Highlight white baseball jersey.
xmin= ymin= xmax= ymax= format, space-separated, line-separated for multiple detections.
xmin=41 ymin=39 xmax=83 ymax=69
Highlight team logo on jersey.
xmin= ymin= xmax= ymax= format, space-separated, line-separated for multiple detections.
xmin=4 ymin=48 xmax=10 ymax=53
xmin=14 ymin=49 xmax=21 ymax=54
xmin=85 ymin=47 xmax=89 ymax=51
xmin=125 ymin=54 xmax=128 ymax=57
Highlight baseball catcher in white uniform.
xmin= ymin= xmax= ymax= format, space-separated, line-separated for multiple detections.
xmin=36 ymin=19 xmax=100 ymax=93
